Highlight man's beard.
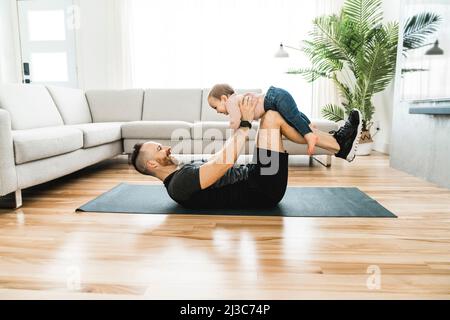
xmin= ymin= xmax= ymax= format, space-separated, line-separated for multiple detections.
xmin=169 ymin=155 xmax=179 ymax=166
xmin=157 ymin=155 xmax=184 ymax=170
xmin=167 ymin=155 xmax=183 ymax=169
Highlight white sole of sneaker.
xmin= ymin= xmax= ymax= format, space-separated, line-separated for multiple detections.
xmin=346 ymin=109 xmax=363 ymax=162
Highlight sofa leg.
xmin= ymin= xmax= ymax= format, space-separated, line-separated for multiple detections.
xmin=0 ymin=190 xmax=22 ymax=209
xmin=325 ymin=155 xmax=332 ymax=167
xmin=312 ymin=155 xmax=332 ymax=168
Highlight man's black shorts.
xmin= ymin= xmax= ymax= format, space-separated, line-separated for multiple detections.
xmin=247 ymin=147 xmax=289 ymax=207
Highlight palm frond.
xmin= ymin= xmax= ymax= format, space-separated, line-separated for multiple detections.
xmin=310 ymin=15 xmax=354 ymax=63
xmin=368 ymin=23 xmax=398 ymax=93
xmin=403 ymin=12 xmax=441 ymax=51
xmin=355 ymin=22 xmax=398 ymax=109
xmin=286 ymin=68 xmax=332 ymax=82
xmin=321 ymin=104 xmax=345 ymax=122
xmin=363 ymin=102 xmax=376 ymax=124
xmin=332 ymin=75 xmax=354 ymax=113
xmin=343 ymin=0 xmax=383 ymax=33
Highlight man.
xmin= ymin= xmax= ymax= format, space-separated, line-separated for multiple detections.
xmin=130 ymin=96 xmax=362 ymax=209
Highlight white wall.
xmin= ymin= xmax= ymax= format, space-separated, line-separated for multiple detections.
xmin=371 ymin=0 xmax=402 ymax=154
xmin=0 ymin=0 xmax=21 ymax=83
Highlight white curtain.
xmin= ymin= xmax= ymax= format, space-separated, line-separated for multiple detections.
xmin=0 ymin=0 xmax=21 ymax=84
xmin=126 ymin=0 xmax=345 ymax=118
xmin=75 ymin=0 xmax=134 ymax=89
xmin=105 ymin=0 xmax=134 ymax=89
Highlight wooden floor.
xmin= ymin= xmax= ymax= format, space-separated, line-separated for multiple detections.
xmin=1 ymin=152 xmax=449 ymax=300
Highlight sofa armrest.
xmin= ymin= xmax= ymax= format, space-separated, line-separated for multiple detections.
xmin=0 ymin=109 xmax=18 ymax=196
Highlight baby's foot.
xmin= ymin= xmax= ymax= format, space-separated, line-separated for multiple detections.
xmin=304 ymin=133 xmax=319 ymax=156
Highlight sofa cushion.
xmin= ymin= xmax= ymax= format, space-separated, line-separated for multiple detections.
xmin=16 ymin=141 xmax=123 ymax=190
xmin=121 ymin=121 xmax=192 ymax=140
xmin=47 ymin=86 xmax=92 ymax=124
xmin=192 ymin=121 xmax=260 ymax=140
xmin=85 ymin=89 xmax=144 ymax=122
xmin=68 ymin=122 xmax=123 ymax=148
xmin=123 ymin=138 xmax=193 ymax=154
xmin=311 ymin=119 xmax=339 ymax=134
xmin=143 ymin=89 xmax=202 ymax=122
xmin=200 ymin=88 xmax=262 ymax=121
xmin=0 ymin=84 xmax=64 ymax=130
xmin=12 ymin=127 xmax=83 ymax=164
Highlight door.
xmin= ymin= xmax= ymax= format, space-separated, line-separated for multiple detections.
xmin=17 ymin=0 xmax=78 ymax=87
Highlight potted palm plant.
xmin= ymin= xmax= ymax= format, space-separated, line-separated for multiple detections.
xmin=289 ymin=0 xmax=439 ymax=155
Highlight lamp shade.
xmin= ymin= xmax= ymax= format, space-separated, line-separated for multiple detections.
xmin=275 ymin=43 xmax=289 ymax=58
xmin=426 ymin=40 xmax=444 ymax=55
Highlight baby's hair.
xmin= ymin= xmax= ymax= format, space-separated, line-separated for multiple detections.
xmin=208 ymin=84 xmax=235 ymax=101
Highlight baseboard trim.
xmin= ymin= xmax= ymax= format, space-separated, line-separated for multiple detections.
xmin=373 ymin=142 xmax=390 ymax=155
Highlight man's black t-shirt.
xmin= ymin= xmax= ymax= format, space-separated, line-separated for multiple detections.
xmin=163 ymin=148 xmax=290 ymax=209
xmin=163 ymin=159 xmax=256 ymax=208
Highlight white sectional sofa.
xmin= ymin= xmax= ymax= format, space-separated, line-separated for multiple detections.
xmin=0 ymin=83 xmax=338 ymax=208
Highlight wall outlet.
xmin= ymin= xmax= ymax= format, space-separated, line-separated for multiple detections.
xmin=375 ymin=121 xmax=381 ymax=131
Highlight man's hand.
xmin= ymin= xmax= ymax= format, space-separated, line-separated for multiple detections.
xmin=239 ymin=95 xmax=257 ymax=122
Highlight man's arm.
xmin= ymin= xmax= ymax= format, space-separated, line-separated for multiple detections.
xmin=198 ymin=96 xmax=256 ymax=190
xmin=199 ymin=127 xmax=249 ymax=190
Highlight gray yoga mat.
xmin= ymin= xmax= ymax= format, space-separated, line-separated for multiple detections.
xmin=76 ymin=183 xmax=396 ymax=218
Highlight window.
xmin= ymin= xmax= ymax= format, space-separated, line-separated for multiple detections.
xmin=28 ymin=10 xmax=66 ymax=41
xmin=130 ymin=0 xmax=321 ymax=116
xmin=401 ymin=0 xmax=450 ymax=101
xmin=17 ymin=0 xmax=78 ymax=87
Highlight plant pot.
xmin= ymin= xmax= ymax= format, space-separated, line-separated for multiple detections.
xmin=356 ymin=130 xmax=373 ymax=156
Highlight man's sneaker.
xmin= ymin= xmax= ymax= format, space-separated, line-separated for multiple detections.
xmin=330 ymin=109 xmax=363 ymax=162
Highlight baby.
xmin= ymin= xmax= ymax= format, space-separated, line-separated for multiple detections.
xmin=207 ymin=84 xmax=319 ymax=155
